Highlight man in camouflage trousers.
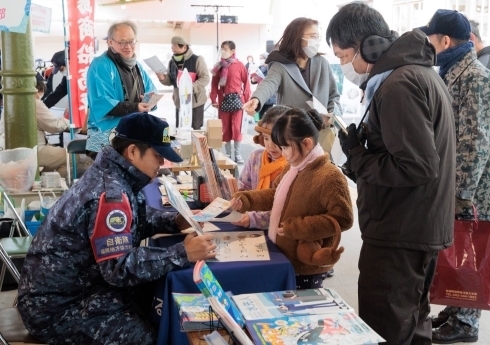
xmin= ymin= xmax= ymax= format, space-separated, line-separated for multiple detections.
xmin=418 ymin=9 xmax=490 ymax=344
xmin=17 ymin=113 xmax=217 ymax=344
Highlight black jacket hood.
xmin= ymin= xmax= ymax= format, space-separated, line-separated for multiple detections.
xmin=365 ymin=29 xmax=436 ymax=87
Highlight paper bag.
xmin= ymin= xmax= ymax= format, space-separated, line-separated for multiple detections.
xmin=430 ymin=219 xmax=490 ymax=310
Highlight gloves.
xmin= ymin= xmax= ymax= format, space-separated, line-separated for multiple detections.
xmin=455 ymin=197 xmax=473 ymax=219
xmin=339 ymin=124 xmax=363 ymax=157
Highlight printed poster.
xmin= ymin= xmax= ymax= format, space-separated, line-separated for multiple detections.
xmin=67 ymin=0 xmax=95 ymax=128
xmin=0 ymin=0 xmax=32 ymax=33
xmin=30 ymin=3 xmax=52 ymax=33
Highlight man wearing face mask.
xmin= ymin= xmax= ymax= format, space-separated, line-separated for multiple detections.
xmin=417 ymin=9 xmax=490 ymax=344
xmin=86 ymin=20 xmax=156 ymax=156
xmin=242 ymin=17 xmax=340 ymax=156
xmin=42 ymin=50 xmax=68 ymax=108
xmin=157 ymin=36 xmax=210 ymax=130
xmin=328 ymin=2 xmax=456 ymax=344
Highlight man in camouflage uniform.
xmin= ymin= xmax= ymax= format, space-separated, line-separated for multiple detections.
xmin=418 ymin=9 xmax=490 ymax=344
xmin=469 ymin=19 xmax=490 ymax=69
xmin=17 ymin=113 xmax=217 ymax=344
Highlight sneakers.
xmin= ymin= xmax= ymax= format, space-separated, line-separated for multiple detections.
xmin=235 ymin=155 xmax=244 ymax=164
xmin=432 ymin=321 xmax=478 ymax=344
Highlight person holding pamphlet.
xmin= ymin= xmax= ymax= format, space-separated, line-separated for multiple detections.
xmin=234 ymin=105 xmax=289 ymax=229
xmin=156 ymin=36 xmax=210 ymax=130
xmin=230 ymin=108 xmax=353 ymax=289
xmin=86 ymin=20 xmax=157 ymax=157
xmin=242 ymin=18 xmax=340 ymax=156
xmin=17 ymin=113 xmax=216 ymax=345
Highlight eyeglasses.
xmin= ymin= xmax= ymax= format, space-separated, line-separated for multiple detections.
xmin=302 ymin=34 xmax=321 ymax=40
xmin=112 ymin=39 xmax=138 ymax=47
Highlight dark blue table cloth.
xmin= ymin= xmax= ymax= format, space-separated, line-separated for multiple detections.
xmin=143 ymin=179 xmax=296 ymax=345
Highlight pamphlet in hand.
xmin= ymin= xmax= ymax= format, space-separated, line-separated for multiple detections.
xmin=142 ymin=92 xmax=164 ymax=109
xmin=162 ymin=179 xmax=204 ymax=235
xmin=191 ymin=197 xmax=232 ymax=222
xmin=307 ymin=97 xmax=348 ymax=134
xmin=250 ymin=69 xmax=265 ymax=83
xmin=143 ymin=55 xmax=167 ymax=74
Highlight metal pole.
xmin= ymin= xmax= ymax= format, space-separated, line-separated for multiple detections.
xmin=215 ymin=6 xmax=219 ymax=55
xmin=61 ymin=0 xmax=78 ymax=180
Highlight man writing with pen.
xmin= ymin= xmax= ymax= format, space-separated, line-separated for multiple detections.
xmin=86 ymin=20 xmax=157 ymax=159
xmin=17 ymin=113 xmax=216 ymax=345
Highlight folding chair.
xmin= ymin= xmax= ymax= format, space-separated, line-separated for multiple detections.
xmin=65 ymin=139 xmax=87 ymax=186
xmin=0 ymin=193 xmax=33 ymax=292
xmin=0 ymin=198 xmax=43 ymax=344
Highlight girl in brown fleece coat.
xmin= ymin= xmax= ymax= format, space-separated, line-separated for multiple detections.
xmin=230 ymin=108 xmax=353 ymax=289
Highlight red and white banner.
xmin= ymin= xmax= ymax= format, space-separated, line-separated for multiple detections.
xmin=68 ymin=0 xmax=94 ymax=128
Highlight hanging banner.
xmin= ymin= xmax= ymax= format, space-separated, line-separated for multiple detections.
xmin=30 ymin=3 xmax=52 ymax=33
xmin=68 ymin=0 xmax=95 ymax=128
xmin=0 ymin=0 xmax=32 ymax=33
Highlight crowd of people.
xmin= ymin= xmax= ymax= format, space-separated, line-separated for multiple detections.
xmin=10 ymin=1 xmax=490 ymax=344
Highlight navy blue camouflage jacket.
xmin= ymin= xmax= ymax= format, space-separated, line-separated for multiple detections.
xmin=17 ymin=146 xmax=189 ymax=330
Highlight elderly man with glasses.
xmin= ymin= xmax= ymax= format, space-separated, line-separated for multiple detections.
xmin=86 ymin=20 xmax=157 ymax=158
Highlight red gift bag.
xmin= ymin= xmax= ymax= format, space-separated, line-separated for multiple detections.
xmin=430 ymin=219 xmax=490 ymax=310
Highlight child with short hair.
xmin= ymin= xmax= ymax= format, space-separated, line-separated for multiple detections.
xmin=231 ymin=108 xmax=353 ymax=289
xmin=233 ymin=105 xmax=290 ymax=229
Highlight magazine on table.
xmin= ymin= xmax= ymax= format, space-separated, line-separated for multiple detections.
xmin=208 ymin=296 xmax=254 ymax=345
xmin=172 ymin=292 xmax=219 ymax=331
xmin=246 ymin=311 xmax=385 ymax=345
xmin=231 ymin=288 xmax=353 ymax=321
xmin=193 ymin=260 xmax=245 ymax=327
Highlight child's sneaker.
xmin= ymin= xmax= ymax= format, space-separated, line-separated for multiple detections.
xmin=235 ymin=155 xmax=244 ymax=164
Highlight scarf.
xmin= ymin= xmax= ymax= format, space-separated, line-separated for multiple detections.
xmin=268 ymin=144 xmax=324 ymax=243
xmin=256 ymin=151 xmax=287 ymax=190
xmin=211 ymin=54 xmax=237 ymax=87
xmin=437 ymin=42 xmax=473 ymax=78
xmin=364 ymin=69 xmax=393 ymax=106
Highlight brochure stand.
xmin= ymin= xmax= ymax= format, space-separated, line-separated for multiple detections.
xmin=206 ymin=305 xmax=242 ymax=345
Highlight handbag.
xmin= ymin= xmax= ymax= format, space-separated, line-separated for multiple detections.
xmin=220 ymin=93 xmax=243 ymax=113
xmin=430 ymin=218 xmax=490 ymax=310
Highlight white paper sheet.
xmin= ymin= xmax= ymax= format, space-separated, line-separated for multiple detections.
xmin=143 ymin=55 xmax=167 ymax=74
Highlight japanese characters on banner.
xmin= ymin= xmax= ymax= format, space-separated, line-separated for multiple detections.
xmin=68 ymin=0 xmax=95 ymax=128
xmin=0 ymin=0 xmax=32 ymax=33
xmin=30 ymin=3 xmax=52 ymax=33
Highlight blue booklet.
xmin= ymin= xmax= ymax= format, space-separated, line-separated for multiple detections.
xmin=193 ymin=260 xmax=245 ymax=327
xmin=231 ymin=288 xmax=353 ymax=321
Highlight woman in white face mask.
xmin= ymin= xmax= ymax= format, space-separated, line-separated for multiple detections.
xmin=242 ymin=17 xmax=341 ymax=161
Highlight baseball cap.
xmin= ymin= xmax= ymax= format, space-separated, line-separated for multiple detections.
xmin=259 ymin=52 xmax=269 ymax=59
xmin=51 ymin=50 xmax=66 ymax=74
xmin=417 ymin=9 xmax=471 ymax=40
xmin=114 ymin=113 xmax=183 ymax=163
xmin=171 ymin=36 xmax=189 ymax=46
